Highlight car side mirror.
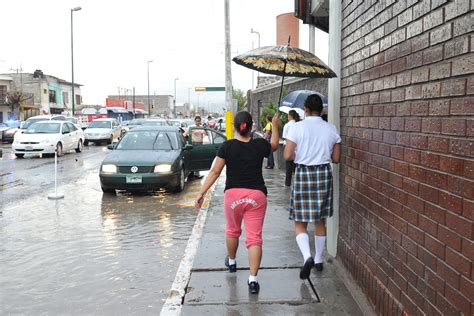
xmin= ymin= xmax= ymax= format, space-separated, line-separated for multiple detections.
xmin=107 ymin=144 xmax=115 ymax=150
xmin=184 ymin=144 xmax=193 ymax=150
xmin=62 ymin=130 xmax=68 ymax=134
xmin=218 ymin=119 xmax=223 ymax=123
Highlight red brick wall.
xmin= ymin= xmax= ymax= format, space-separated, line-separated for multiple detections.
xmin=338 ymin=1 xmax=473 ymax=315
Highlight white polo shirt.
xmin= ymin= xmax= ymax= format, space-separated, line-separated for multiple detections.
xmin=286 ymin=116 xmax=341 ymax=166
xmin=282 ymin=119 xmax=296 ymax=145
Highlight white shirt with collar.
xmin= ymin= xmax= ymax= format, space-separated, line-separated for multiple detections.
xmin=286 ymin=116 xmax=341 ymax=166
xmin=282 ymin=119 xmax=296 ymax=145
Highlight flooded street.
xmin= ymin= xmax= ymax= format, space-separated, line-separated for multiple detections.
xmin=0 ymin=144 xmax=205 ymax=314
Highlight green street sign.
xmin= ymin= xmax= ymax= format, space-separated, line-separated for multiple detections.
xmin=195 ymin=87 xmax=225 ymax=92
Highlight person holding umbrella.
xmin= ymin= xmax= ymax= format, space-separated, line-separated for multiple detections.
xmin=284 ymin=94 xmax=341 ymax=279
xmin=195 ymin=111 xmax=281 ymax=294
xmin=282 ymin=109 xmax=301 ymax=186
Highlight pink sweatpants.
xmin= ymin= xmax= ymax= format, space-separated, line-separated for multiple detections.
xmin=224 ymin=188 xmax=267 ymax=248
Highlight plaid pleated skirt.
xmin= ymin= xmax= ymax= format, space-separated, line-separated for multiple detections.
xmin=289 ymin=163 xmax=334 ymax=222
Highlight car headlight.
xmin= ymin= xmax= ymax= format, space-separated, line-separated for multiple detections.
xmin=5 ymin=129 xmax=16 ymax=135
xmin=101 ymin=164 xmax=117 ymax=173
xmin=154 ymin=164 xmax=172 ymax=173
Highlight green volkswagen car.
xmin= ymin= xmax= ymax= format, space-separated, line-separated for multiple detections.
xmin=99 ymin=125 xmax=226 ymax=193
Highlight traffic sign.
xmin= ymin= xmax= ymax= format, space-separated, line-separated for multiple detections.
xmin=195 ymin=87 xmax=225 ymax=92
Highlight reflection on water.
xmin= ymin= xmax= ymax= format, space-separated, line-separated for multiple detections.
xmin=0 ymin=185 xmax=198 ymax=315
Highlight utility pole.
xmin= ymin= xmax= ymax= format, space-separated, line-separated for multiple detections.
xmin=147 ymin=60 xmax=153 ymax=115
xmin=132 ymin=87 xmax=135 ymax=116
xmin=224 ymin=0 xmax=233 ymax=139
xmin=71 ymin=6 xmax=82 ymax=116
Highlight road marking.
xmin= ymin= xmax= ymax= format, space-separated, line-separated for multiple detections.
xmin=160 ymin=181 xmax=216 ymax=316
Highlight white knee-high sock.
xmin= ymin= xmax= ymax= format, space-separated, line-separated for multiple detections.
xmin=296 ymin=233 xmax=312 ymax=262
xmin=315 ymin=236 xmax=326 ymax=264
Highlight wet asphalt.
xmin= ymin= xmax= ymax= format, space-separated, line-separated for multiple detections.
xmin=0 ymin=143 xmax=205 ymax=314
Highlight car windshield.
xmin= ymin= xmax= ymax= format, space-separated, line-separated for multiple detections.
xmin=115 ymin=131 xmax=173 ymax=150
xmin=129 ymin=119 xmax=146 ymax=125
xmin=23 ymin=118 xmax=48 ymax=129
xmin=88 ymin=121 xmax=111 ymax=128
xmin=66 ymin=118 xmax=76 ymax=123
xmin=26 ymin=123 xmax=61 ymax=134
xmin=143 ymin=120 xmax=167 ymax=126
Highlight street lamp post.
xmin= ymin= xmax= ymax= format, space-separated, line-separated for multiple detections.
xmin=250 ymin=28 xmax=261 ymax=88
xmin=71 ymin=6 xmax=82 ymax=116
xmin=147 ymin=60 xmax=153 ymax=115
xmin=250 ymin=28 xmax=261 ymax=48
xmin=174 ymin=78 xmax=179 ymax=117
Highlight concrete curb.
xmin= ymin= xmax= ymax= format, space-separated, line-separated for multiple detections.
xmin=160 ymin=181 xmax=217 ymax=316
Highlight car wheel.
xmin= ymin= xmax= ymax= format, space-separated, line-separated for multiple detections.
xmin=56 ymin=143 xmax=63 ymax=157
xmin=107 ymin=135 xmax=113 ymax=145
xmin=101 ymin=185 xmax=115 ymax=194
xmin=75 ymin=140 xmax=83 ymax=153
xmin=15 ymin=153 xmax=24 ymax=159
xmin=84 ymin=140 xmax=89 ymax=146
xmin=172 ymin=168 xmax=185 ymax=193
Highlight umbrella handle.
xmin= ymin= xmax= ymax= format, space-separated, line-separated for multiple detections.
xmin=278 ymin=36 xmax=291 ymax=108
xmin=278 ymin=61 xmax=288 ymax=107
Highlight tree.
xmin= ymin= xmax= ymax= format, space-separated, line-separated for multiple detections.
xmin=232 ymin=88 xmax=247 ymax=111
xmin=5 ymin=90 xmax=31 ymax=120
xmin=258 ymin=87 xmax=289 ymax=134
xmin=259 ymin=101 xmax=288 ymax=135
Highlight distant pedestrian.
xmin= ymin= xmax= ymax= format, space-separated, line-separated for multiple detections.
xmin=283 ymin=94 xmax=341 ymax=279
xmin=263 ymin=115 xmax=274 ymax=169
xmin=282 ymin=110 xmax=301 ymax=187
xmin=184 ymin=115 xmax=207 ymax=179
xmin=195 ymin=111 xmax=281 ymax=294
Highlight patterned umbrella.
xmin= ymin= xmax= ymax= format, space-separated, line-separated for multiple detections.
xmin=233 ymin=45 xmax=336 ymax=78
xmin=233 ymin=41 xmax=336 ymax=107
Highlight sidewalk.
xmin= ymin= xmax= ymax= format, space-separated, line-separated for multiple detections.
xmin=180 ymin=169 xmax=374 ymax=315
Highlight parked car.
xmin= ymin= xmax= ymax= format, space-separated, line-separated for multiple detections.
xmin=21 ymin=114 xmax=67 ymax=131
xmin=0 ymin=120 xmax=21 ymax=143
xmin=66 ymin=116 xmax=88 ymax=129
xmin=142 ymin=119 xmax=169 ymax=127
xmin=127 ymin=119 xmax=147 ymax=130
xmin=12 ymin=121 xmax=85 ymax=158
xmin=99 ymin=125 xmax=226 ymax=194
xmin=84 ymin=118 xmax=122 ymax=146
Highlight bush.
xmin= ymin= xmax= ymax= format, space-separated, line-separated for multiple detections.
xmin=259 ymin=102 xmax=288 ymax=135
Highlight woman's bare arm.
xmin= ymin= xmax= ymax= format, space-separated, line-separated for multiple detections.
xmin=194 ymin=157 xmax=225 ymax=209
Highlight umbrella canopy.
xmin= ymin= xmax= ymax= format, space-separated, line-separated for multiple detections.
xmin=233 ymin=42 xmax=336 ymax=110
xmin=281 ymin=90 xmax=328 ymax=109
xmin=232 ymin=45 xmax=337 ymax=78
xmin=278 ymin=105 xmax=305 ymax=119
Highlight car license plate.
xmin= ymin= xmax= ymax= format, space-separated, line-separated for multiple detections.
xmin=25 ymin=146 xmax=33 ymax=151
xmin=126 ymin=175 xmax=142 ymax=184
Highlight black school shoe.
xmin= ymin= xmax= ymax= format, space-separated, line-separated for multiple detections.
xmin=248 ymin=281 xmax=260 ymax=294
xmin=300 ymin=257 xmax=314 ymax=279
xmin=314 ymin=262 xmax=324 ymax=271
xmin=225 ymin=256 xmax=237 ymax=273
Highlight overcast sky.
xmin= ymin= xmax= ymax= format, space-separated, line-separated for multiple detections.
xmin=0 ymin=0 xmax=328 ymax=109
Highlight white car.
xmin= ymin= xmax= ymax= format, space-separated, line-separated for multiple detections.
xmin=12 ymin=121 xmax=85 ymax=158
xmin=20 ymin=114 xmax=67 ymax=131
xmin=84 ymin=118 xmax=122 ymax=146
